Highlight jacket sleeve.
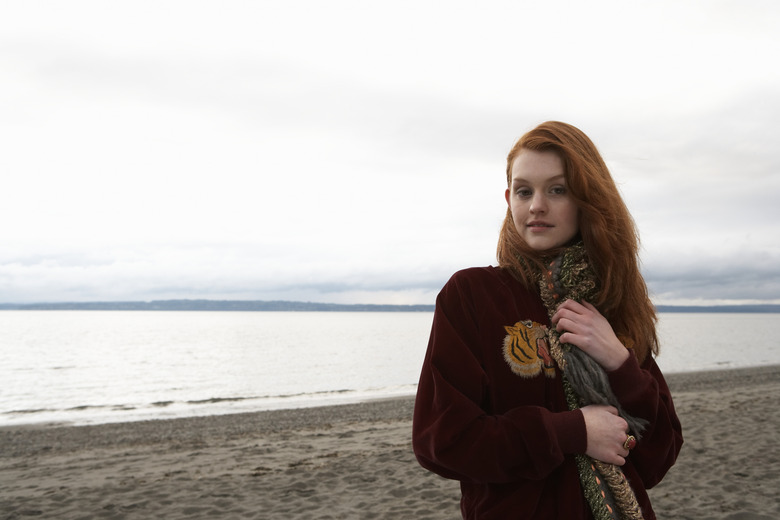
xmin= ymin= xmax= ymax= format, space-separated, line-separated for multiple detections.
xmin=608 ymin=354 xmax=684 ymax=488
xmin=412 ymin=273 xmax=587 ymax=484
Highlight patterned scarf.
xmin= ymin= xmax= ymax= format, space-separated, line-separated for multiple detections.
xmin=535 ymin=243 xmax=646 ymax=520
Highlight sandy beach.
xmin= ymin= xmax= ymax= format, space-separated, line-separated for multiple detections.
xmin=2 ymin=365 xmax=779 ymax=520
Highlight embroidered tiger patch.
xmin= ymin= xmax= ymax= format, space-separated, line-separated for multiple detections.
xmin=503 ymin=320 xmax=556 ymax=378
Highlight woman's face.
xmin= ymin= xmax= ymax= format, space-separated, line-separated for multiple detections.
xmin=505 ymin=149 xmax=579 ymax=251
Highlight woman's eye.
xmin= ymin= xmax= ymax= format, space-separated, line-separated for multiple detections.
xmin=516 ymin=188 xmax=532 ymax=198
xmin=550 ymin=186 xmax=567 ymax=195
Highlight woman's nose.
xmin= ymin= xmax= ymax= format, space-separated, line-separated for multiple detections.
xmin=530 ymin=193 xmax=547 ymax=213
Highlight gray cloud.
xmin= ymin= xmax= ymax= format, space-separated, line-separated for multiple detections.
xmin=2 ymin=2 xmax=779 ymax=305
xmin=646 ymin=266 xmax=780 ymax=303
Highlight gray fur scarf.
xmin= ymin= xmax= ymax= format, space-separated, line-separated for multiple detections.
xmin=537 ymin=242 xmax=647 ymax=520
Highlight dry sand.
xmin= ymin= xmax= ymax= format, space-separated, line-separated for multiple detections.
xmin=2 ymin=365 xmax=779 ymax=519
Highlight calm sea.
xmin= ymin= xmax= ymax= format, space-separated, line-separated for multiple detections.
xmin=2 ymin=311 xmax=779 ymax=427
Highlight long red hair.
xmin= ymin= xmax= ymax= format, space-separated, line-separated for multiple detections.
xmin=497 ymin=121 xmax=658 ymax=362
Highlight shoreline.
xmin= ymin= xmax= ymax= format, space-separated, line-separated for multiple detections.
xmin=2 ymin=363 xmax=777 ymax=435
xmin=2 ymin=364 xmax=779 ymax=519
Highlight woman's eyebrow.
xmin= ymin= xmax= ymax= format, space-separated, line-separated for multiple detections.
xmin=511 ymin=174 xmax=566 ymax=184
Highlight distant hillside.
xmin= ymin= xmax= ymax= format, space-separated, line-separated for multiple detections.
xmin=655 ymin=304 xmax=780 ymax=313
xmin=0 ymin=300 xmax=436 ymax=312
xmin=0 ymin=300 xmax=778 ymax=313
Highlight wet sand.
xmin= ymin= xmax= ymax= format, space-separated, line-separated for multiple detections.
xmin=2 ymin=365 xmax=779 ymax=519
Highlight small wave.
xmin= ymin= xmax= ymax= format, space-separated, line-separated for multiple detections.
xmin=3 ymin=408 xmax=56 ymax=415
xmin=187 ymin=397 xmax=249 ymax=405
xmin=185 ymin=389 xmax=355 ymax=406
xmin=66 ymin=404 xmax=105 ymax=411
xmin=263 ymin=389 xmax=353 ymax=400
xmin=1 ymin=385 xmax=419 ymax=427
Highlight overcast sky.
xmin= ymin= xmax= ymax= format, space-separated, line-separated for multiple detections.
xmin=1 ymin=1 xmax=779 ymax=306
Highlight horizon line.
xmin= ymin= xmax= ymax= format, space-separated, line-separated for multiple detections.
xmin=1 ymin=299 xmax=779 ymax=313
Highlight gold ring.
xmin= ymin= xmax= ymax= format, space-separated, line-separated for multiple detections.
xmin=623 ymin=434 xmax=636 ymax=451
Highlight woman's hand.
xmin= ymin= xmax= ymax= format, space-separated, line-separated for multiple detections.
xmin=551 ymin=300 xmax=628 ymax=372
xmin=581 ymin=405 xmax=631 ymax=465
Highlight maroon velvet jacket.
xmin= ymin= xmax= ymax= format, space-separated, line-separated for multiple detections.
xmin=412 ymin=266 xmax=683 ymax=519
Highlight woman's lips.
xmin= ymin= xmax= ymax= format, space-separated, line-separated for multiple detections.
xmin=527 ymin=221 xmax=553 ymax=231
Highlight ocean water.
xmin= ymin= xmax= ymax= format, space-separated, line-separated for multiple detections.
xmin=1 ymin=311 xmax=778 ymax=427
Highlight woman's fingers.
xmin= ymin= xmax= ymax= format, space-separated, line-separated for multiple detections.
xmin=582 ymin=405 xmax=631 ymax=465
xmin=551 ymin=300 xmax=629 ymax=371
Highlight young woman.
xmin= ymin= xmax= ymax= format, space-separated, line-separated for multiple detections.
xmin=412 ymin=121 xmax=683 ymax=519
